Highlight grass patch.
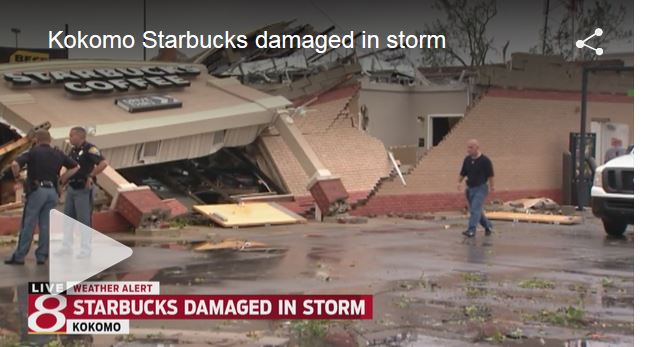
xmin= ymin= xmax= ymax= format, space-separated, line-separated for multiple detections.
xmin=569 ymin=283 xmax=588 ymax=293
xmin=463 ymin=305 xmax=492 ymax=322
xmin=115 ymin=334 xmax=136 ymax=342
xmin=465 ymin=286 xmax=488 ymax=298
xmin=602 ymin=277 xmax=615 ymax=288
xmin=169 ymin=217 xmax=193 ymax=229
xmin=518 ymin=278 xmax=555 ymax=290
xmin=395 ymin=294 xmax=414 ymax=309
xmin=528 ymin=306 xmax=586 ymax=327
xmin=462 ymin=272 xmax=483 ymax=283
xmin=484 ymin=331 xmax=506 ymax=343
xmin=291 ymin=320 xmax=331 ymax=343
xmin=478 ymin=327 xmax=526 ymax=344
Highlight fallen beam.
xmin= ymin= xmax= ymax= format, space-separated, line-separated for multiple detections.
xmin=485 ymin=211 xmax=582 ymax=225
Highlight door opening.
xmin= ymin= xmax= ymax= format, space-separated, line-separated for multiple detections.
xmin=427 ymin=114 xmax=463 ymax=148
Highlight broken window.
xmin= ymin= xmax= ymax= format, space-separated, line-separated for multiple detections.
xmin=212 ymin=130 xmax=225 ymax=146
xmin=140 ymin=140 xmax=161 ymax=159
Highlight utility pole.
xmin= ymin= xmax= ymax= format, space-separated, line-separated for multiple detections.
xmin=143 ymin=0 xmax=147 ymax=61
xmin=577 ymin=65 xmax=633 ymax=210
xmin=10 ymin=28 xmax=21 ymax=48
xmin=64 ymin=24 xmax=69 ymax=58
xmin=542 ymin=0 xmax=550 ymax=54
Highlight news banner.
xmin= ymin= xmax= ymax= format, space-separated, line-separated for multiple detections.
xmin=28 ymin=282 xmax=373 ymax=334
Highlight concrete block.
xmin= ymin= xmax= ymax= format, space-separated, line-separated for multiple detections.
xmin=308 ymin=177 xmax=349 ymax=215
xmin=114 ymin=188 xmax=171 ymax=228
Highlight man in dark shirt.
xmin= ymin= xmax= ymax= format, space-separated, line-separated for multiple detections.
xmin=457 ymin=139 xmax=494 ymax=238
xmin=5 ymin=130 xmax=79 ymax=265
xmin=59 ymin=127 xmax=108 ymax=258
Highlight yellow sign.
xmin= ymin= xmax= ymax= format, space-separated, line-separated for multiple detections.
xmin=9 ymin=50 xmax=50 ymax=63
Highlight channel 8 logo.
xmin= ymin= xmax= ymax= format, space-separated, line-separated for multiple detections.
xmin=28 ymin=294 xmax=67 ymax=333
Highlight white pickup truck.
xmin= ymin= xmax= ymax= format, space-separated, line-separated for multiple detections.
xmin=591 ymin=150 xmax=634 ymax=236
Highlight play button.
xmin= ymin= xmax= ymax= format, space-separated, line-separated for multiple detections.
xmin=49 ymin=210 xmax=132 ymax=294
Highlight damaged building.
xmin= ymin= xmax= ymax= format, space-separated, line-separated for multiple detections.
xmin=191 ymin=22 xmax=633 ymax=219
xmin=0 ymin=60 xmax=302 ymax=232
xmin=0 ymin=19 xmax=633 ymax=232
xmin=352 ymin=53 xmax=633 ymax=216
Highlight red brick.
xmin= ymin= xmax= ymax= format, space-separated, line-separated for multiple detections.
xmin=352 ymin=189 xmax=561 ymax=216
xmin=115 ymin=189 xmax=171 ymax=228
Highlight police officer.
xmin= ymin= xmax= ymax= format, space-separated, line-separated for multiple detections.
xmin=60 ymin=126 xmax=107 ymax=258
xmin=5 ymin=130 xmax=79 ymax=265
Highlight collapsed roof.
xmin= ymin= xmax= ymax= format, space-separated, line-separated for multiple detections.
xmin=193 ymin=20 xmax=334 ymax=76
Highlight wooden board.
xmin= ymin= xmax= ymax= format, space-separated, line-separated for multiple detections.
xmin=193 ymin=202 xmax=306 ymax=228
xmin=486 ymin=211 xmax=582 ymax=225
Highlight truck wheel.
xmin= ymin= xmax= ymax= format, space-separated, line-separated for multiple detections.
xmin=602 ymin=218 xmax=627 ymax=236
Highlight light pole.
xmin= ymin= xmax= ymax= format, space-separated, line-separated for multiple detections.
xmin=10 ymin=28 xmax=21 ymax=48
xmin=577 ymin=65 xmax=633 ymax=210
xmin=143 ymin=0 xmax=147 ymax=61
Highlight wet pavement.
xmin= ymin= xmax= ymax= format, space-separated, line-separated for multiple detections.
xmin=0 ymin=213 xmax=633 ymax=346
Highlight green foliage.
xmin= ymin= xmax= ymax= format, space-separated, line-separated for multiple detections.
xmin=462 ymin=272 xmax=483 ymax=282
xmin=518 ymin=278 xmax=556 ymax=290
xmin=291 ymin=320 xmax=330 ymax=340
xmin=532 ymin=306 xmax=586 ymax=327
xmin=463 ymin=305 xmax=491 ymax=322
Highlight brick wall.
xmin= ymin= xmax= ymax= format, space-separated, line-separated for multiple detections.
xmin=261 ymin=88 xmax=393 ymax=212
xmin=354 ymin=89 xmax=632 ymax=215
xmin=352 ymin=189 xmax=562 ymax=216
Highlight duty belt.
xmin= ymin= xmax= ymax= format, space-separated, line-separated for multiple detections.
xmin=69 ymin=178 xmax=88 ymax=189
xmin=35 ymin=180 xmax=55 ymax=188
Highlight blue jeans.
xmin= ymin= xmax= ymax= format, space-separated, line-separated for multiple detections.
xmin=465 ymin=184 xmax=492 ymax=233
xmin=12 ymin=187 xmax=59 ymax=261
xmin=63 ymin=187 xmax=94 ymax=255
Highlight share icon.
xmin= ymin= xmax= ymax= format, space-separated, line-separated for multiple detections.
xmin=575 ymin=28 xmax=604 ymax=56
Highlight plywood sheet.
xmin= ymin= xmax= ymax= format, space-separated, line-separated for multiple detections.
xmin=193 ymin=202 xmax=306 ymax=227
xmin=486 ymin=211 xmax=582 ymax=225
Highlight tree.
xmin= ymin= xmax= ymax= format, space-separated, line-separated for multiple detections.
xmin=533 ymin=0 xmax=632 ymax=60
xmin=419 ymin=0 xmax=497 ymax=67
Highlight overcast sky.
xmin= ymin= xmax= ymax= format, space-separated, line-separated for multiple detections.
xmin=0 ymin=0 xmax=634 ymax=63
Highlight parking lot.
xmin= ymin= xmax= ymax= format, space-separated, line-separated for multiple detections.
xmin=0 ymin=212 xmax=633 ymax=347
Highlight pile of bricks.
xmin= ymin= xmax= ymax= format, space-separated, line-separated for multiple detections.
xmin=261 ymin=85 xmax=393 ymax=214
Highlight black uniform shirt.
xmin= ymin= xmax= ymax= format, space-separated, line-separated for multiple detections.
xmin=459 ymin=154 xmax=494 ymax=188
xmin=68 ymin=142 xmax=105 ymax=184
xmin=15 ymin=144 xmax=78 ymax=183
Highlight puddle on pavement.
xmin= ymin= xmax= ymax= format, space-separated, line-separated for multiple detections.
xmin=153 ymin=249 xmax=287 ymax=285
xmin=585 ymin=257 xmax=634 ymax=271
xmin=602 ymin=295 xmax=634 ymax=308
xmin=360 ymin=226 xmax=435 ymax=235
xmin=307 ymin=246 xmax=343 ymax=263
xmin=518 ymin=338 xmax=632 ymax=347
xmin=364 ymin=331 xmax=631 ymax=347
xmin=114 ymin=338 xmax=178 ymax=347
